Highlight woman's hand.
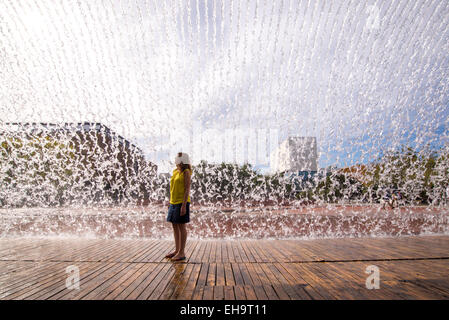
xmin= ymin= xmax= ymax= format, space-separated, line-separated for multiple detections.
xmin=180 ymin=203 xmax=186 ymax=216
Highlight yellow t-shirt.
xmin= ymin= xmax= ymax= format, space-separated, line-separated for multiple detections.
xmin=169 ymin=168 xmax=191 ymax=204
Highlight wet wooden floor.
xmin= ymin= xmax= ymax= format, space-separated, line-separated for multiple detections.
xmin=0 ymin=235 xmax=448 ymax=300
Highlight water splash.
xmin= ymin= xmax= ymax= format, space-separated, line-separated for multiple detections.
xmin=0 ymin=0 xmax=448 ymax=239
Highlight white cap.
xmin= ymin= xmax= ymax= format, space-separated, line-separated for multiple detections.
xmin=175 ymin=152 xmax=191 ymax=165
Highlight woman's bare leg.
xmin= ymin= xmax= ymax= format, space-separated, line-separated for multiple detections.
xmin=166 ymin=223 xmax=179 ymax=258
xmin=175 ymin=224 xmax=182 ymax=255
xmin=173 ymin=223 xmax=187 ymax=259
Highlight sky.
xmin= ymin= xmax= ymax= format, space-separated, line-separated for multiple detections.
xmin=0 ymin=0 xmax=448 ymax=173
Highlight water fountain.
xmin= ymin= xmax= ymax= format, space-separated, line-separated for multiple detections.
xmin=0 ymin=0 xmax=448 ymax=239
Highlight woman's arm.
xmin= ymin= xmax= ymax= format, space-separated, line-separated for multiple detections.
xmin=180 ymin=170 xmax=191 ymax=215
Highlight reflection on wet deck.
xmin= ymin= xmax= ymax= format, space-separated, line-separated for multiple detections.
xmin=1 ymin=236 xmax=449 ymax=299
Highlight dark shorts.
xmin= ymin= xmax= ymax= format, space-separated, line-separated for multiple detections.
xmin=167 ymin=202 xmax=190 ymax=224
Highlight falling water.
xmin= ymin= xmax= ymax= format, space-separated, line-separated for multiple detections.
xmin=0 ymin=0 xmax=448 ymax=239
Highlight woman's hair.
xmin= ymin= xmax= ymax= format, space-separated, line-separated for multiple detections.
xmin=177 ymin=152 xmax=192 ymax=173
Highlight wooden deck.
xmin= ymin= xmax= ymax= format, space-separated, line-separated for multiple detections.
xmin=1 ymin=235 xmax=449 ymax=300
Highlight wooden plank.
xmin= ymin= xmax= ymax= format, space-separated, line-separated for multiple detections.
xmin=216 ymin=241 xmax=223 ymax=263
xmin=302 ymin=264 xmax=349 ymax=300
xmin=191 ymin=285 xmax=205 ymax=300
xmin=0 ymin=261 xmax=62 ymax=292
xmin=191 ymin=240 xmax=206 ymax=263
xmin=0 ymin=240 xmax=41 ymax=256
xmin=216 ymin=263 xmax=226 ymax=286
xmin=262 ymin=284 xmax=279 ymax=300
xmin=262 ymin=241 xmax=286 ymax=263
xmin=284 ymin=240 xmax=320 ymax=262
xmin=223 ymin=262 xmax=235 ymax=286
xmin=2 ymin=241 xmax=53 ymax=260
xmin=113 ymin=240 xmax=157 ymax=262
xmin=343 ymin=238 xmax=399 ymax=260
xmin=187 ymin=240 xmax=201 ymax=263
xmin=296 ymin=240 xmax=339 ymax=262
xmin=370 ymin=261 xmax=449 ymax=299
xmin=322 ymin=261 xmax=402 ymax=299
xmin=279 ymin=262 xmax=324 ymax=300
xmin=54 ymin=262 xmax=124 ymax=300
xmin=0 ymin=240 xmax=59 ymax=261
xmin=202 ymin=285 xmax=214 ymax=300
xmin=224 ymin=285 xmax=235 ymax=300
xmin=235 ymin=241 xmax=250 ymax=263
xmin=376 ymin=237 xmax=439 ymax=259
xmin=177 ymin=263 xmax=202 ymax=300
xmin=382 ymin=279 xmax=445 ymax=299
xmin=169 ymin=264 xmax=195 ymax=300
xmin=195 ymin=240 xmax=208 ymax=263
xmin=271 ymin=263 xmax=312 ymax=300
xmin=206 ymin=263 xmax=216 ymax=286
xmin=312 ymin=262 xmax=379 ymax=300
xmin=149 ymin=264 xmax=188 ymax=300
xmin=77 ymin=240 xmax=123 ymax=262
xmin=62 ymin=262 xmax=132 ymax=300
xmin=222 ymin=241 xmax=229 ymax=263
xmin=103 ymin=262 xmax=154 ymax=300
xmin=405 ymin=260 xmax=449 ymax=294
xmin=120 ymin=263 xmax=165 ymax=299
xmin=110 ymin=263 xmax=159 ymax=300
xmin=243 ymin=284 xmax=258 ymax=300
xmin=209 ymin=241 xmax=217 ymax=263
xmin=273 ymin=240 xmax=298 ymax=262
xmin=291 ymin=264 xmax=338 ymax=300
xmin=138 ymin=241 xmax=171 ymax=262
xmin=196 ymin=263 xmax=209 ymax=288
xmin=238 ymin=263 xmax=254 ymax=286
xmin=420 ymin=236 xmax=449 ymax=255
xmin=213 ymin=285 xmax=224 ymax=300
xmin=127 ymin=241 xmax=165 ymax=262
xmin=191 ymin=263 xmax=209 ymax=300
xmin=253 ymin=240 xmax=270 ymax=262
xmin=181 ymin=239 xmax=199 ymax=263
xmin=233 ymin=285 xmax=246 ymax=300
xmin=230 ymin=241 xmax=242 ymax=263
xmin=252 ymin=285 xmax=269 ymax=300
xmin=257 ymin=263 xmax=290 ymax=300
xmin=2 ymin=262 xmax=86 ymax=300
xmin=0 ymin=261 xmax=41 ymax=281
xmin=239 ymin=241 xmax=256 ymax=263
xmin=230 ymin=263 xmax=244 ymax=286
xmin=251 ymin=263 xmax=272 ymax=287
xmin=132 ymin=263 xmax=172 ymax=300
xmin=98 ymin=241 xmax=141 ymax=262
xmin=410 ymin=278 xmax=449 ymax=298
xmin=266 ymin=263 xmax=301 ymax=299
xmin=28 ymin=262 xmax=113 ymax=300
xmin=314 ymin=261 xmax=405 ymax=300
xmin=201 ymin=241 xmax=212 ymax=263
xmin=2 ymin=236 xmax=449 ymax=300
xmin=226 ymin=241 xmax=235 ymax=263
xmin=1 ymin=261 xmax=74 ymax=299
xmin=60 ymin=239 xmax=113 ymax=262
xmin=46 ymin=240 xmax=105 ymax=262
xmin=290 ymin=242 xmax=328 ymax=262
xmin=301 ymin=262 xmax=354 ymax=299
xmin=246 ymin=240 xmax=263 ymax=263
xmin=81 ymin=262 xmax=140 ymax=299
xmin=43 ymin=262 xmax=116 ymax=300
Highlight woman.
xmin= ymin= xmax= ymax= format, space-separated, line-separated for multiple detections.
xmin=165 ymin=152 xmax=192 ymax=261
